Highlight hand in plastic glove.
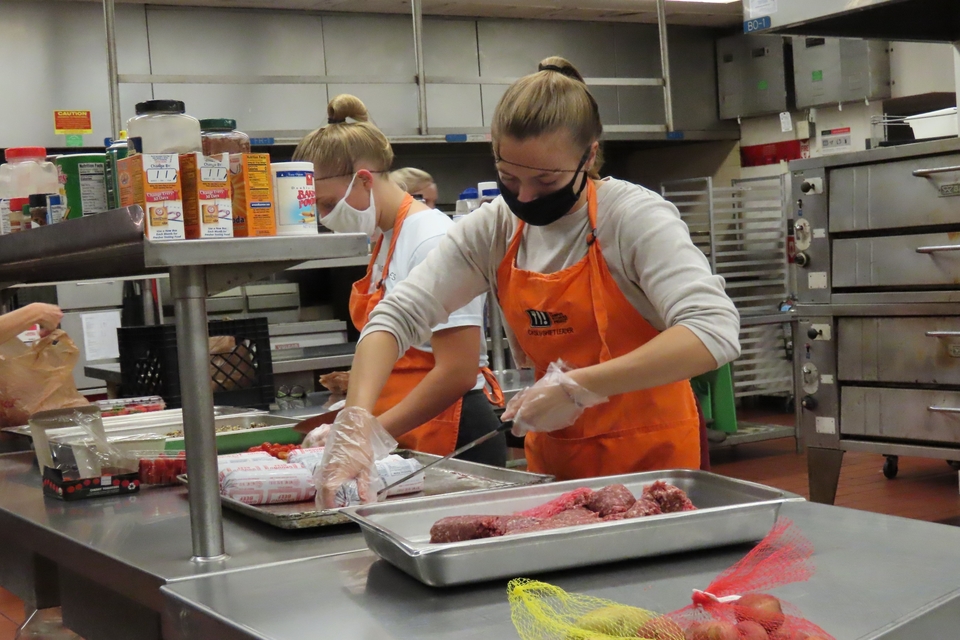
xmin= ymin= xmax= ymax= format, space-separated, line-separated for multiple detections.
xmin=314 ymin=406 xmax=397 ymax=509
xmin=501 ymin=360 xmax=608 ymax=437
xmin=302 ymin=423 xmax=331 ymax=448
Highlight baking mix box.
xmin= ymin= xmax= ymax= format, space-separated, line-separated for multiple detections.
xmin=118 ymin=153 xmax=185 ymax=241
xmin=180 ymin=152 xmax=234 ymax=239
xmin=230 ymin=153 xmax=276 ymax=237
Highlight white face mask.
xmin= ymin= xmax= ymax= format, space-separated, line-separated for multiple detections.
xmin=321 ymin=173 xmax=377 ymax=236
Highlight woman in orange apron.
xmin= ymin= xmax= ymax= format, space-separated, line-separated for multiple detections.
xmin=315 ymin=58 xmax=740 ymax=504
xmin=293 ymin=93 xmax=506 ymax=468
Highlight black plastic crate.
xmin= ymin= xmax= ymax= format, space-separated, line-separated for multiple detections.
xmin=118 ymin=318 xmax=275 ymax=410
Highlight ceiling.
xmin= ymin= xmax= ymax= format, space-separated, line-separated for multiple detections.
xmin=51 ymin=0 xmax=745 ymax=26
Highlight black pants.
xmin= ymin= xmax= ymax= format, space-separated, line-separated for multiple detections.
xmin=453 ymin=389 xmax=507 ymax=467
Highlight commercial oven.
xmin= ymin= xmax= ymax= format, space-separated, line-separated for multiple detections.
xmin=791 ymin=138 xmax=960 ymax=504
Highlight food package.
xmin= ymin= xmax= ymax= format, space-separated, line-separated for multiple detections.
xmin=180 ymin=152 xmax=234 ymax=239
xmin=286 ymin=447 xmax=325 ymax=472
xmin=138 ymin=452 xmax=188 ymax=485
xmin=118 ymin=153 xmax=185 ymax=240
xmin=660 ymin=519 xmax=835 ymax=640
xmin=229 ymin=153 xmax=276 ymax=237
xmin=0 ymin=330 xmax=89 ymax=427
xmin=217 ymin=461 xmax=293 ymax=485
xmin=508 ymin=579 xmax=669 ymax=640
xmin=220 ymin=465 xmax=315 ymax=505
xmin=507 ymin=520 xmax=835 ymax=640
xmin=329 ymin=454 xmax=424 ymax=507
xmin=30 ymin=406 xmax=147 ymax=500
xmin=95 ymin=396 xmax=165 ymax=417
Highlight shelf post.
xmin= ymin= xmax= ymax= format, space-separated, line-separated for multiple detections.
xmin=170 ymin=265 xmax=226 ymax=562
xmin=411 ymin=0 xmax=429 ymax=135
xmin=103 ymin=0 xmax=122 ymax=140
xmin=656 ymin=0 xmax=675 ymax=133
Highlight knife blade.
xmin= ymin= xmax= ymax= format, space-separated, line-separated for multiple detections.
xmin=376 ymin=421 xmax=514 ymax=497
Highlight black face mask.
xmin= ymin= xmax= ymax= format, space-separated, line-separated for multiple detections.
xmin=497 ymin=149 xmax=591 ymax=227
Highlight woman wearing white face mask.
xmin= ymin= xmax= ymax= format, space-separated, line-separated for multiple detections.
xmin=291 ymin=94 xmax=507 ymax=469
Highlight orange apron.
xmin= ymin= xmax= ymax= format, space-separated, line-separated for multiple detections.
xmin=496 ymin=180 xmax=701 ymax=480
xmin=350 ymin=194 xmax=504 ymax=456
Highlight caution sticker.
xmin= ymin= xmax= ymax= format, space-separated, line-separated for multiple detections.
xmin=54 ymin=110 xmax=93 ymax=135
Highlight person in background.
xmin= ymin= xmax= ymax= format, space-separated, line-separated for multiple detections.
xmin=390 ymin=167 xmax=438 ymax=209
xmin=292 ymin=94 xmax=506 ymax=483
xmin=314 ymin=57 xmax=740 ymax=507
xmin=0 ymin=303 xmax=62 ymax=345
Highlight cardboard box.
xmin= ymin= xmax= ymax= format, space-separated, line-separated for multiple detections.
xmin=230 ymin=153 xmax=276 ymax=237
xmin=118 ymin=153 xmax=185 ymax=241
xmin=180 ymin=152 xmax=234 ymax=239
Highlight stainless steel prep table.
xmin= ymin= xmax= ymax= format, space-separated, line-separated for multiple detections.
xmin=161 ymin=501 xmax=960 ymax=640
xmin=0 ymin=451 xmax=368 ymax=640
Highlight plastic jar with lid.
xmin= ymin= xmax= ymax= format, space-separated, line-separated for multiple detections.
xmin=200 ymin=119 xmax=251 ymax=155
xmin=126 ymin=100 xmax=202 ymax=154
xmin=0 ymin=147 xmax=59 ymax=199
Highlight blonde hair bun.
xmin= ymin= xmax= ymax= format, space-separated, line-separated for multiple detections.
xmin=327 ymin=94 xmax=370 ymax=124
xmin=537 ymin=56 xmax=586 ymax=84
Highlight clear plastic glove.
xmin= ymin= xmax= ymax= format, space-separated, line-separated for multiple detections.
xmin=302 ymin=423 xmax=331 ymax=448
xmin=314 ymin=406 xmax=397 ymax=509
xmin=502 ymin=360 xmax=608 ymax=437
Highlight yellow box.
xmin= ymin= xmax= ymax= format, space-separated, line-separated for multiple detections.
xmin=229 ymin=153 xmax=276 ymax=237
xmin=180 ymin=153 xmax=234 ymax=239
xmin=118 ymin=154 xmax=185 ymax=241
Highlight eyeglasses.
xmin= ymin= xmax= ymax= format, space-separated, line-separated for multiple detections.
xmin=494 ymin=147 xmax=592 ymax=174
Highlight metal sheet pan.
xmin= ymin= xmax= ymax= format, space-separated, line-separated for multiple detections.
xmin=343 ymin=470 xmax=805 ymax=587
xmin=2 ymin=406 xmax=262 ymax=437
xmin=204 ymin=450 xmax=552 ymax=530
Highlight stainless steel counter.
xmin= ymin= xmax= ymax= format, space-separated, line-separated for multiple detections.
xmin=84 ymin=363 xmax=122 ymax=385
xmin=160 ymin=500 xmax=960 ymax=640
xmin=0 ymin=451 xmax=366 ymax=639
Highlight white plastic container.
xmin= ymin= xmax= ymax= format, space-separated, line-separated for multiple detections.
xmin=126 ymin=100 xmax=202 ymax=155
xmin=477 ymin=181 xmax=500 ymax=206
xmin=0 ymin=147 xmax=59 ymax=234
xmin=270 ymin=161 xmax=318 ymax=236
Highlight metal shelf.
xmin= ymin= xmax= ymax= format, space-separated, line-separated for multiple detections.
xmin=0 ymin=207 xmax=368 ymax=562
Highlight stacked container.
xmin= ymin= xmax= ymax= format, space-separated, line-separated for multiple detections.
xmin=0 ymin=147 xmax=60 ymax=234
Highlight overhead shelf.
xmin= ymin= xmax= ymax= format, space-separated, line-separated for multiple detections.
xmin=0 ymin=207 xmax=369 ymax=293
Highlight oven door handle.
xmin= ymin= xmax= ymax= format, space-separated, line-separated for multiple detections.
xmin=913 ymin=165 xmax=960 ymax=177
xmin=928 ymin=406 xmax=960 ymax=414
xmin=926 ymin=331 xmax=960 ymax=338
xmin=916 ymin=244 xmax=960 ymax=254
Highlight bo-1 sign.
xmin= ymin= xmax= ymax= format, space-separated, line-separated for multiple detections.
xmin=744 ymin=15 xmax=772 ymax=33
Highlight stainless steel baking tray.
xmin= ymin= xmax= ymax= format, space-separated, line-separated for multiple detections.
xmin=205 ymin=450 xmax=552 ymax=529
xmin=343 ymin=470 xmax=805 ymax=586
xmin=2 ymin=406 xmax=262 ymax=437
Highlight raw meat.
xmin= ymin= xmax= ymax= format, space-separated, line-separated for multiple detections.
xmin=642 ymin=480 xmax=696 ymax=513
xmin=517 ymin=487 xmax=595 ymax=519
xmin=584 ymin=484 xmax=636 ymax=517
xmin=428 ymin=482 xmax=695 ymax=543
xmin=624 ymin=497 xmax=662 ymax=518
xmin=497 ymin=515 xmax=542 ymax=534
xmin=430 ymin=515 xmax=502 ymax=543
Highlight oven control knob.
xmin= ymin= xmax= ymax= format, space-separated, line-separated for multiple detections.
xmin=807 ymin=327 xmax=821 ymax=340
xmin=801 ymin=395 xmax=818 ymax=411
xmin=795 ymin=251 xmax=810 ymax=268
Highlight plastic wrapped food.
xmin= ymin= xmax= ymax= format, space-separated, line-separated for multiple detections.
xmin=584 ymin=484 xmax=636 ymax=517
xmin=217 ymin=462 xmax=294 ymax=485
xmin=286 ymin=447 xmax=325 ymax=472
xmin=95 ymin=396 xmax=165 ymax=417
xmin=138 ymin=452 xmax=187 ymax=485
xmin=220 ymin=465 xmax=315 ymax=505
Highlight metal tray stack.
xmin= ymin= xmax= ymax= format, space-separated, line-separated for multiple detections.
xmin=344 ymin=470 xmax=804 ymax=586
xmin=209 ymin=450 xmax=553 ymax=529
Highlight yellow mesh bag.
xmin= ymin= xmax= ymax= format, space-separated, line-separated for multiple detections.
xmin=508 ymin=579 xmax=685 ymax=640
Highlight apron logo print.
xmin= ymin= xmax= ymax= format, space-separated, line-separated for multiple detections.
xmin=526 ymin=310 xmax=567 ymax=328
